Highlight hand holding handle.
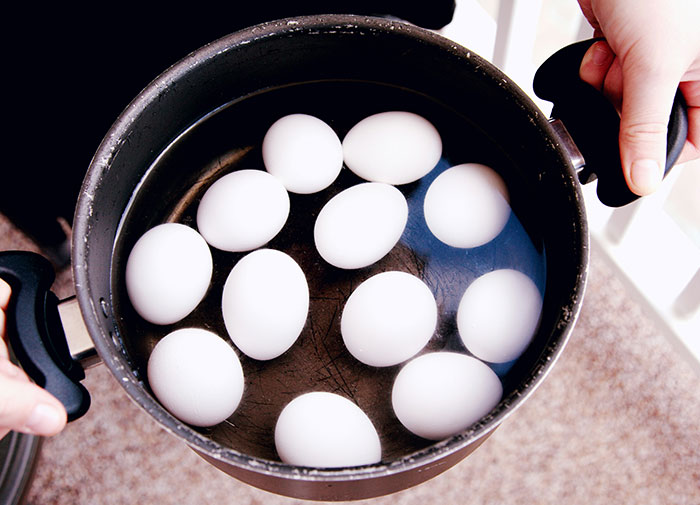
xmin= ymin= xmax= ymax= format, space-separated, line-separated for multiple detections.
xmin=533 ymin=38 xmax=688 ymax=207
xmin=0 ymin=251 xmax=90 ymax=421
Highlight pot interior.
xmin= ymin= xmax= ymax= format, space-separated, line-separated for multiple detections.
xmin=75 ymin=15 xmax=587 ymax=478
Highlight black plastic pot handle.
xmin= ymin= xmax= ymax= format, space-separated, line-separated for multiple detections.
xmin=533 ymin=38 xmax=689 ymax=207
xmin=0 ymin=251 xmax=90 ymax=422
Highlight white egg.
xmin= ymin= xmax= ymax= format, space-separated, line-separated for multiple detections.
xmin=457 ymin=269 xmax=542 ymax=363
xmin=196 ymin=169 xmax=290 ymax=252
xmin=274 ymin=392 xmax=381 ymax=468
xmin=423 ymin=163 xmax=511 ymax=248
xmin=147 ymin=328 xmax=244 ymax=427
xmin=314 ymin=182 xmax=408 ymax=269
xmin=262 ymin=114 xmax=343 ymax=194
xmin=341 ymin=271 xmax=437 ymax=367
xmin=342 ymin=111 xmax=442 ymax=185
xmin=222 ymin=249 xmax=309 ymax=360
xmin=391 ymin=352 xmax=502 ymax=440
xmin=125 ymin=223 xmax=212 ymax=325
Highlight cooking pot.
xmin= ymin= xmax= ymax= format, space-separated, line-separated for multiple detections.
xmin=0 ymin=15 xmax=687 ymax=501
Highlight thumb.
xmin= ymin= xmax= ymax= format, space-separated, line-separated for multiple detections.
xmin=0 ymin=361 xmax=68 ymax=438
xmin=618 ymin=63 xmax=679 ymax=196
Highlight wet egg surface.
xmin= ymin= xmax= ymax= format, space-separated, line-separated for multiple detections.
xmin=313 ymin=182 xmax=408 ymax=269
xmin=342 ymin=111 xmax=442 ymax=185
xmin=392 ymin=352 xmax=503 ymax=440
xmin=457 ymin=268 xmax=543 ymax=364
xmin=274 ymin=392 xmax=382 ymax=468
xmin=196 ymin=169 xmax=290 ymax=252
xmin=423 ymin=163 xmax=511 ymax=248
xmin=222 ymin=248 xmax=309 ymax=361
xmin=341 ymin=271 xmax=437 ymax=367
xmin=262 ymin=113 xmax=343 ymax=194
xmin=147 ymin=327 xmax=244 ymax=427
xmin=125 ymin=223 xmax=212 ymax=325
xmin=112 ymin=80 xmax=547 ymax=464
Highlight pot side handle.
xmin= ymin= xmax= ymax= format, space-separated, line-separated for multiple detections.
xmin=533 ymin=38 xmax=688 ymax=208
xmin=0 ymin=250 xmax=90 ymax=422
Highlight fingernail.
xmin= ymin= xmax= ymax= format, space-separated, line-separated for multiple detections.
xmin=630 ymin=159 xmax=663 ymax=195
xmin=25 ymin=403 xmax=64 ymax=435
xmin=590 ymin=42 xmax=613 ymax=66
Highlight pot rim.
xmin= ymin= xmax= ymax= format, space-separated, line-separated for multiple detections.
xmin=72 ymin=13 xmax=589 ymax=482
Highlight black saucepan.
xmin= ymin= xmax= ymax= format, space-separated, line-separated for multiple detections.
xmin=0 ymin=15 xmax=687 ymax=501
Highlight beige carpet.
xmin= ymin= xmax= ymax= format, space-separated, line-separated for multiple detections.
xmin=2 ymin=212 xmax=699 ymax=505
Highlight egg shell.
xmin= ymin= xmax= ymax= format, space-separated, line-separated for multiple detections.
xmin=222 ymin=249 xmax=309 ymax=360
xmin=341 ymin=271 xmax=437 ymax=367
xmin=147 ymin=328 xmax=244 ymax=427
xmin=342 ymin=111 xmax=442 ymax=185
xmin=392 ymin=352 xmax=503 ymax=440
xmin=125 ymin=223 xmax=213 ymax=325
xmin=262 ymin=113 xmax=343 ymax=194
xmin=196 ymin=169 xmax=290 ymax=252
xmin=314 ymin=182 xmax=408 ymax=269
xmin=457 ymin=269 xmax=543 ymax=363
xmin=423 ymin=163 xmax=511 ymax=248
xmin=274 ymin=392 xmax=381 ymax=468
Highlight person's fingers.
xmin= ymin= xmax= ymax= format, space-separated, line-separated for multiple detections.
xmin=601 ymin=59 xmax=623 ymax=112
xmin=616 ymin=54 xmax=683 ymax=196
xmin=580 ymin=40 xmax=615 ymax=92
xmin=0 ymin=358 xmax=31 ymax=382
xmin=0 ymin=278 xmax=10 ymax=311
xmin=580 ymin=40 xmax=624 ymax=113
xmin=1 ymin=277 xmax=68 ymax=440
xmin=581 ymin=42 xmax=700 ymax=179
xmin=677 ymin=80 xmax=700 ymax=164
xmin=0 ymin=279 xmax=8 ymax=361
xmin=0 ymin=344 xmax=8 ymax=363
xmin=0 ymin=311 xmax=6 ymax=360
xmin=0 ymin=370 xmax=67 ymax=438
